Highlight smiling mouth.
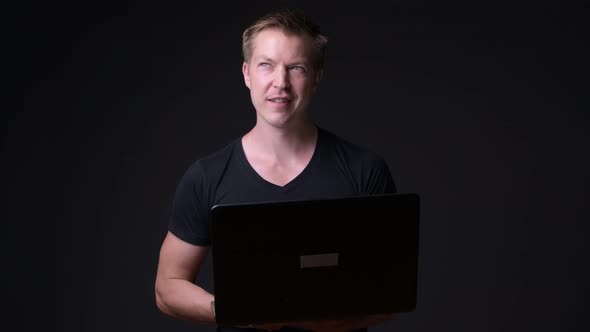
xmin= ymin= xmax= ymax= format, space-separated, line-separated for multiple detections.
xmin=268 ymin=98 xmax=290 ymax=103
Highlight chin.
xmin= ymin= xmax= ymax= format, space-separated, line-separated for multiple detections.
xmin=261 ymin=111 xmax=295 ymax=128
xmin=266 ymin=119 xmax=292 ymax=129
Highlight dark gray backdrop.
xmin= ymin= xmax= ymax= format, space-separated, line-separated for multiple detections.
xmin=12 ymin=0 xmax=588 ymax=331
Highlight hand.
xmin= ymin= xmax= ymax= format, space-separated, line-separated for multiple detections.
xmin=298 ymin=313 xmax=396 ymax=332
xmin=241 ymin=313 xmax=397 ymax=332
xmin=238 ymin=322 xmax=285 ymax=331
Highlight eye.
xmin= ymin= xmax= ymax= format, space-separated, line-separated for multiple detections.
xmin=258 ymin=62 xmax=271 ymax=68
xmin=289 ymin=65 xmax=306 ymax=72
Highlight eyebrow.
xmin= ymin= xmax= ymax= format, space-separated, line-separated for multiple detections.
xmin=254 ymin=57 xmax=274 ymax=64
xmin=256 ymin=57 xmax=309 ymax=67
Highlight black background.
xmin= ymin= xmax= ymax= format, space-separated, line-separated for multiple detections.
xmin=12 ymin=0 xmax=588 ymax=331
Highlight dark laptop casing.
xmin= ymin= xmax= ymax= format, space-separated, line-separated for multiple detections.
xmin=210 ymin=193 xmax=420 ymax=326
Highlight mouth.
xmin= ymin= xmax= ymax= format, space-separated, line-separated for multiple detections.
xmin=267 ymin=97 xmax=291 ymax=104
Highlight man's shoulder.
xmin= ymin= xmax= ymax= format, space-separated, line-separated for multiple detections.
xmin=183 ymin=138 xmax=241 ymax=176
xmin=318 ymin=127 xmax=384 ymax=161
xmin=201 ymin=138 xmax=240 ymax=163
xmin=317 ymin=126 xmax=395 ymax=194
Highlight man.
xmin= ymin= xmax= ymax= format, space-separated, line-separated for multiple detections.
xmin=155 ymin=9 xmax=396 ymax=332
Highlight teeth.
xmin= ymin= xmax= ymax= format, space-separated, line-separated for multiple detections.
xmin=270 ymin=98 xmax=288 ymax=103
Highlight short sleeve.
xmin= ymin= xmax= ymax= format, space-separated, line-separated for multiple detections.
xmin=361 ymin=155 xmax=397 ymax=195
xmin=168 ymin=162 xmax=212 ymax=246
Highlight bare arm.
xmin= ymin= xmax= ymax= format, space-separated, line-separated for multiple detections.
xmin=155 ymin=231 xmax=215 ymax=325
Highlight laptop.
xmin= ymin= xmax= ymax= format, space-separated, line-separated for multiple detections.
xmin=210 ymin=193 xmax=420 ymax=326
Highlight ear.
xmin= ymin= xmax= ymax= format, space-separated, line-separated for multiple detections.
xmin=242 ymin=61 xmax=251 ymax=89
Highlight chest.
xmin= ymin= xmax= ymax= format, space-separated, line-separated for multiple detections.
xmin=249 ymin=161 xmax=307 ymax=187
xmin=214 ymin=157 xmax=359 ymax=206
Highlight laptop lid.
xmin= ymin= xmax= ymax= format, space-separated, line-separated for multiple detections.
xmin=210 ymin=193 xmax=420 ymax=326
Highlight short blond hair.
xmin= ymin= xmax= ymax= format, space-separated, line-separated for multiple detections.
xmin=242 ymin=9 xmax=328 ymax=70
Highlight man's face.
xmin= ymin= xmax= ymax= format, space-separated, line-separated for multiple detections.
xmin=242 ymin=29 xmax=321 ymax=129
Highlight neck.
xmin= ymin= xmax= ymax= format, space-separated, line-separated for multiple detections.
xmin=243 ymin=120 xmax=318 ymax=162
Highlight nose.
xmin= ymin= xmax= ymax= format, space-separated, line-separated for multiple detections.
xmin=272 ymin=67 xmax=290 ymax=89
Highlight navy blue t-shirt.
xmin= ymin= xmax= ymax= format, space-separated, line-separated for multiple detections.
xmin=168 ymin=127 xmax=396 ymax=331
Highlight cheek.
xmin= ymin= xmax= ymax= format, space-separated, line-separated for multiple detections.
xmin=299 ymin=81 xmax=315 ymax=95
xmin=253 ymin=75 xmax=271 ymax=89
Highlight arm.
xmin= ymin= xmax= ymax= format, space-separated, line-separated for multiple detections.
xmin=155 ymin=231 xmax=215 ymax=325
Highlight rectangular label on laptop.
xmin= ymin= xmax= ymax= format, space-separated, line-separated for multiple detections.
xmin=300 ymin=253 xmax=339 ymax=268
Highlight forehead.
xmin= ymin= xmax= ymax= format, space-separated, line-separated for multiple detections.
xmin=251 ymin=28 xmax=313 ymax=60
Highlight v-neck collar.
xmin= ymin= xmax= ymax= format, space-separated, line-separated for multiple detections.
xmin=237 ymin=129 xmax=322 ymax=192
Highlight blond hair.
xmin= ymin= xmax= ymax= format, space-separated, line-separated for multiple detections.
xmin=242 ymin=9 xmax=328 ymax=70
